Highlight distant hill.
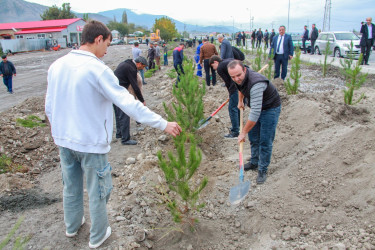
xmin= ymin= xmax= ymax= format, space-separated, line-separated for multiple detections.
xmin=98 ymin=8 xmax=233 ymax=33
xmin=0 ymin=0 xmax=233 ymax=34
xmin=0 ymin=0 xmax=48 ymax=23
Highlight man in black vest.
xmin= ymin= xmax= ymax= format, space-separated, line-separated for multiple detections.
xmin=209 ymin=55 xmax=239 ymax=138
xmin=360 ymin=17 xmax=375 ymax=65
xmin=228 ymin=60 xmax=281 ymax=184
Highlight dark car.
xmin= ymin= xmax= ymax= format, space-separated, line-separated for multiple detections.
xmin=110 ymin=39 xmax=124 ymax=45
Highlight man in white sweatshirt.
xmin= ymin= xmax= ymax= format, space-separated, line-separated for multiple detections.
xmin=45 ymin=20 xmax=181 ymax=249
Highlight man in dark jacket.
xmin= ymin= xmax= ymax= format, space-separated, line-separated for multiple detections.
xmin=251 ymin=29 xmax=256 ymax=48
xmin=0 ymin=55 xmax=16 ymax=94
xmin=256 ymin=28 xmax=263 ymax=48
xmin=228 ymin=60 xmax=281 ymax=184
xmin=113 ymin=56 xmax=147 ymax=145
xmin=301 ymin=25 xmax=309 ymax=54
xmin=210 ymin=55 xmax=239 ymax=138
xmin=264 ymin=29 xmax=269 ymax=49
xmin=360 ymin=17 xmax=375 ymax=65
xmin=269 ymin=29 xmax=276 ymax=47
xmin=147 ymin=43 xmax=155 ymax=69
xmin=217 ymin=34 xmax=234 ymax=60
xmin=269 ymin=25 xmax=294 ymax=81
xmin=173 ymin=43 xmax=185 ymax=86
xmin=310 ymin=24 xmax=319 ymax=54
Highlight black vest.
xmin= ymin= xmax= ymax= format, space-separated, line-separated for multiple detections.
xmin=235 ymin=69 xmax=281 ymax=110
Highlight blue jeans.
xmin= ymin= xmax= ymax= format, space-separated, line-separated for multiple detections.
xmin=3 ymin=75 xmax=12 ymax=92
xmin=228 ymin=91 xmax=240 ymax=134
xmin=139 ymin=69 xmax=145 ymax=84
xmin=59 ymin=147 xmax=113 ymax=245
xmin=248 ymin=105 xmax=281 ymax=172
xmin=164 ymin=53 xmax=168 ymax=65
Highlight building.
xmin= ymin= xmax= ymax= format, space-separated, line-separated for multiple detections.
xmin=0 ymin=18 xmax=86 ymax=47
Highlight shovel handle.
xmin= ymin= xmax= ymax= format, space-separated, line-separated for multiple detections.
xmin=239 ymin=108 xmax=244 ymax=182
xmin=210 ymin=98 xmax=229 ymax=117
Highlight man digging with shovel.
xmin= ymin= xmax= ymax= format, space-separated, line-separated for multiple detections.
xmin=228 ymin=60 xmax=281 ymax=184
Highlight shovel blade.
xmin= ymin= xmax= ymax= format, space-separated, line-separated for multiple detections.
xmin=197 ymin=120 xmax=210 ymax=130
xmin=229 ymin=180 xmax=251 ymax=205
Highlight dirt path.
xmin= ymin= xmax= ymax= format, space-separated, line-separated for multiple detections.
xmin=1 ymin=44 xmax=375 ymax=250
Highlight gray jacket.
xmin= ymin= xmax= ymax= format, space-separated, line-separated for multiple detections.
xmin=220 ymin=39 xmax=234 ymax=60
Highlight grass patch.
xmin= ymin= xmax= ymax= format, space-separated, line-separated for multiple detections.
xmin=145 ymin=65 xmax=159 ymax=78
xmin=0 ymin=215 xmax=31 ymax=250
xmin=0 ymin=154 xmax=28 ymax=174
xmin=16 ymin=115 xmax=46 ymax=128
xmin=167 ymin=68 xmax=177 ymax=79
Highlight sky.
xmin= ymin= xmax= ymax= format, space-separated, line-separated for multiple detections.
xmin=26 ymin=0 xmax=375 ymax=32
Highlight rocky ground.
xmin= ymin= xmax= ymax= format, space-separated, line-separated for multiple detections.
xmin=0 ymin=44 xmax=375 ymax=250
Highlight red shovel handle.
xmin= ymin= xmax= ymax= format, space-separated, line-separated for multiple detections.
xmin=210 ymin=99 xmax=229 ymax=117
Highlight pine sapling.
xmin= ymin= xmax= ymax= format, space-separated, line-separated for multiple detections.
xmin=322 ymin=40 xmax=332 ymax=77
xmin=342 ymin=53 xmax=367 ymax=105
xmin=284 ymin=46 xmax=302 ymax=95
xmin=163 ymin=59 xmax=205 ymax=134
xmin=264 ymin=48 xmax=274 ymax=80
xmin=252 ymin=46 xmax=263 ymax=72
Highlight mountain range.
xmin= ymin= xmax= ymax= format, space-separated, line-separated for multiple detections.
xmin=0 ymin=0 xmax=233 ymax=34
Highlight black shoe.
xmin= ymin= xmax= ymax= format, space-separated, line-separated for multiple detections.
xmin=143 ymin=82 xmax=147 ymax=85
xmin=224 ymin=132 xmax=238 ymax=138
xmin=365 ymin=63 xmax=370 ymax=65
xmin=256 ymin=171 xmax=267 ymax=184
xmin=121 ymin=140 xmax=137 ymax=145
xmin=244 ymin=162 xmax=258 ymax=171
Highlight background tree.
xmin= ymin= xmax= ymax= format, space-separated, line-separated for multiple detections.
xmin=122 ymin=11 xmax=128 ymax=24
xmin=153 ymin=17 xmax=178 ymax=41
xmin=82 ymin=13 xmax=89 ymax=22
xmin=40 ymin=3 xmax=76 ymax=20
xmin=106 ymin=21 xmax=129 ymax=37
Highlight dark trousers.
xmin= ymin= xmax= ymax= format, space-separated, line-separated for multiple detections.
xmin=148 ymin=58 xmax=155 ymax=69
xmin=256 ymin=39 xmax=262 ymax=48
xmin=274 ymin=54 xmax=288 ymax=80
xmin=302 ymin=39 xmax=307 ymax=53
xmin=242 ymin=39 xmax=246 ymax=46
xmin=311 ymin=39 xmax=316 ymax=54
xmin=228 ymin=91 xmax=240 ymax=134
xmin=113 ymin=104 xmax=130 ymax=143
xmin=2 ymin=75 xmax=13 ymax=92
xmin=361 ymin=39 xmax=373 ymax=64
xmin=264 ymin=38 xmax=269 ymax=48
xmin=174 ymin=63 xmax=184 ymax=86
xmin=203 ymin=59 xmax=216 ymax=86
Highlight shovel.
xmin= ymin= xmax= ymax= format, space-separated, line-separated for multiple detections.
xmin=197 ymin=98 xmax=229 ymax=130
xmin=229 ymin=108 xmax=251 ymax=205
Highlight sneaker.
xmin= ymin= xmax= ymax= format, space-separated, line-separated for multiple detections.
xmin=244 ymin=162 xmax=258 ymax=171
xmin=121 ymin=140 xmax=137 ymax=145
xmin=224 ymin=132 xmax=238 ymax=138
xmin=66 ymin=217 xmax=85 ymax=237
xmin=89 ymin=226 xmax=111 ymax=249
xmin=256 ymin=171 xmax=267 ymax=184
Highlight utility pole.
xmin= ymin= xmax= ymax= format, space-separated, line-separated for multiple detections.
xmin=288 ymin=0 xmax=290 ymax=33
xmin=323 ymin=0 xmax=331 ymax=31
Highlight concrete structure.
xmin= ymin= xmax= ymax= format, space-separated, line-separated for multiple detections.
xmin=0 ymin=18 xmax=86 ymax=47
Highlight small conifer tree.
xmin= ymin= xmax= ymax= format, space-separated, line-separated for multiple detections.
xmin=158 ymin=58 xmax=208 ymax=229
xmin=342 ymin=53 xmax=367 ymax=105
xmin=322 ymin=41 xmax=332 ymax=77
xmin=264 ymin=48 xmax=274 ymax=80
xmin=252 ymin=46 xmax=263 ymax=72
xmin=284 ymin=46 xmax=302 ymax=95
xmin=163 ymin=59 xmax=205 ymax=134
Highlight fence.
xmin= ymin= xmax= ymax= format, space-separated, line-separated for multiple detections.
xmin=0 ymin=38 xmax=67 ymax=53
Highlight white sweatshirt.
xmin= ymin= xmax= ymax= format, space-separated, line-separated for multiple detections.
xmin=45 ymin=50 xmax=167 ymax=154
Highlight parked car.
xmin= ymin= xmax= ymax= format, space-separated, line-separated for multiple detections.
xmin=110 ymin=39 xmax=124 ymax=45
xmin=291 ymin=35 xmax=311 ymax=53
xmin=314 ymin=31 xmax=361 ymax=58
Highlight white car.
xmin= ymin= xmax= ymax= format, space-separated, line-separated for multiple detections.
xmin=314 ymin=31 xmax=361 ymax=58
